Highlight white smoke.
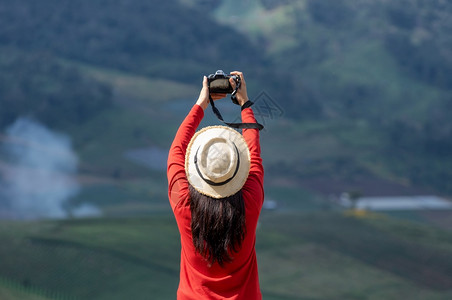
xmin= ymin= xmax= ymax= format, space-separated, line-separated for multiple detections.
xmin=0 ymin=117 xmax=80 ymax=219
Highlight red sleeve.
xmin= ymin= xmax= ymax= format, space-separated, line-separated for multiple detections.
xmin=241 ymin=107 xmax=264 ymax=208
xmin=167 ymin=104 xmax=204 ymax=210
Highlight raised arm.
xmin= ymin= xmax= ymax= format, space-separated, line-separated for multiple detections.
xmin=167 ymin=77 xmax=226 ymax=210
xmin=229 ymin=71 xmax=264 ymax=206
xmin=167 ymin=104 xmax=204 ymax=210
xmin=242 ymin=108 xmax=263 ymax=182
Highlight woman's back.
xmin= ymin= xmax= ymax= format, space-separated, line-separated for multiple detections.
xmin=167 ymin=72 xmax=264 ymax=299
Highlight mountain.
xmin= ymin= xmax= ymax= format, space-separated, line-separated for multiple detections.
xmin=1 ymin=2 xmax=452 ymax=299
xmin=0 ymin=0 xmax=451 ymax=212
xmin=210 ymin=0 xmax=452 ymax=195
xmin=0 ymin=0 xmax=262 ymax=80
xmin=0 ymin=0 xmax=263 ymax=129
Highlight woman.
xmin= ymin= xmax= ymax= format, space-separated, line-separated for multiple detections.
xmin=167 ymin=71 xmax=264 ymax=300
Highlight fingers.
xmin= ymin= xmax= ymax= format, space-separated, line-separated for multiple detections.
xmin=229 ymin=76 xmax=237 ymax=89
xmin=211 ymin=93 xmax=227 ymax=100
xmin=230 ymin=71 xmax=246 ymax=86
xmin=229 ymin=71 xmax=248 ymax=106
xmin=197 ymin=76 xmax=209 ymax=107
xmin=201 ymin=76 xmax=209 ymax=96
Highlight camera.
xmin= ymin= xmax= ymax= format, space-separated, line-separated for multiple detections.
xmin=207 ymin=70 xmax=240 ymax=94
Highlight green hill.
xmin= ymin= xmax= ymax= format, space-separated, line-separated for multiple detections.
xmin=1 ymin=0 xmax=451 ymax=197
xmin=0 ymin=212 xmax=452 ymax=299
xmin=0 ymin=282 xmax=51 ymax=300
xmin=0 ymin=0 xmax=262 ymax=81
xmin=0 ymin=2 xmax=452 ymax=298
xmin=211 ymin=0 xmax=452 ymax=195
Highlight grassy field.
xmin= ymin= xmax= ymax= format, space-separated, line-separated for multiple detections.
xmin=1 ymin=211 xmax=452 ymax=299
xmin=0 ymin=280 xmax=51 ymax=300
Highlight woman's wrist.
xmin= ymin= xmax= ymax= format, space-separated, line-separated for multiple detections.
xmin=196 ymin=98 xmax=208 ymax=110
xmin=240 ymin=100 xmax=254 ymax=110
xmin=237 ymin=97 xmax=247 ymax=106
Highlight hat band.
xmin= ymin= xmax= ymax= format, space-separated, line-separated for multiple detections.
xmin=194 ymin=144 xmax=241 ymax=187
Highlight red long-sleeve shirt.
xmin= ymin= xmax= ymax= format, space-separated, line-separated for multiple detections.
xmin=167 ymin=104 xmax=264 ymax=300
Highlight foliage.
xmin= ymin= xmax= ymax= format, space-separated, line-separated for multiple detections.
xmin=1 ymin=213 xmax=452 ymax=299
xmin=0 ymin=0 xmax=262 ymax=83
xmin=382 ymin=0 xmax=452 ymax=89
xmin=307 ymin=0 xmax=353 ymax=28
xmin=206 ymin=0 xmax=452 ymax=193
xmin=0 ymin=49 xmax=112 ymax=129
xmin=0 ymin=0 xmax=452 ymax=194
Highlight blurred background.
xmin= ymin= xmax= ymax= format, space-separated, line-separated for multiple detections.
xmin=0 ymin=0 xmax=452 ymax=299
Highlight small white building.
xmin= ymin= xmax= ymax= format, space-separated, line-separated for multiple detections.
xmin=340 ymin=194 xmax=452 ymax=211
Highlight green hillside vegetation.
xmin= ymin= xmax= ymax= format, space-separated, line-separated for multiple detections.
xmin=0 ymin=0 xmax=262 ymax=82
xmin=0 ymin=2 xmax=452 ymax=298
xmin=212 ymin=0 xmax=452 ymax=194
xmin=0 ymin=282 xmax=51 ymax=300
xmin=0 ymin=48 xmax=112 ymax=130
xmin=0 ymin=213 xmax=452 ymax=299
xmin=0 ymin=0 xmax=451 ymax=196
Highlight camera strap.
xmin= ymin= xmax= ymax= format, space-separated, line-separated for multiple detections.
xmin=230 ymin=76 xmax=240 ymax=105
xmin=208 ymin=93 xmax=264 ymax=130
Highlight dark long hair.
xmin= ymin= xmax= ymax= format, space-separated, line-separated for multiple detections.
xmin=189 ymin=185 xmax=246 ymax=267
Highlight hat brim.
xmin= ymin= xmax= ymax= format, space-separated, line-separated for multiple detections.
xmin=185 ymin=126 xmax=250 ymax=199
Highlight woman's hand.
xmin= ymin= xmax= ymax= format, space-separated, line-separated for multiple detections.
xmin=229 ymin=71 xmax=248 ymax=107
xmin=196 ymin=76 xmax=226 ymax=110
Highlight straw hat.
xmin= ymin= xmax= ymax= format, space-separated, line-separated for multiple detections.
xmin=185 ymin=126 xmax=250 ymax=199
